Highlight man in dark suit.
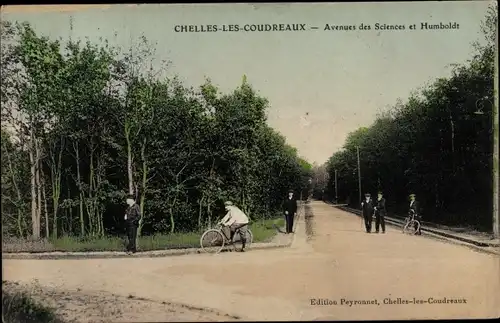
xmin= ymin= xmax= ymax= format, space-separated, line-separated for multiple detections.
xmin=361 ymin=193 xmax=374 ymax=233
xmin=374 ymin=191 xmax=386 ymax=233
xmin=124 ymin=194 xmax=141 ymax=253
xmin=409 ymin=193 xmax=422 ymax=235
xmin=283 ymin=190 xmax=297 ymax=234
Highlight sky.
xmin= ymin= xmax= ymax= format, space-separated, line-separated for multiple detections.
xmin=1 ymin=2 xmax=494 ymax=164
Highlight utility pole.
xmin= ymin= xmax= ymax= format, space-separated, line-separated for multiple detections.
xmin=493 ymin=24 xmax=499 ymax=239
xmin=335 ymin=169 xmax=338 ymax=204
xmin=449 ymin=112 xmax=455 ymax=172
xmin=357 ymin=146 xmax=362 ymax=206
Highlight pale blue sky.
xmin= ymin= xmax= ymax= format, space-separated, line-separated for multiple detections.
xmin=1 ymin=2 xmax=494 ymax=164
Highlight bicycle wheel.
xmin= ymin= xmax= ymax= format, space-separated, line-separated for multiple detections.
xmin=247 ymin=229 xmax=253 ymax=245
xmin=200 ymin=229 xmax=225 ymax=253
xmin=402 ymin=219 xmax=410 ymax=233
xmin=403 ymin=220 xmax=420 ymax=235
xmin=232 ymin=228 xmax=253 ymax=250
xmin=413 ymin=220 xmax=421 ymax=234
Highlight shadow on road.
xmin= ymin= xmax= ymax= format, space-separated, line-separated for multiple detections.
xmin=305 ymin=205 xmax=316 ymax=242
xmin=272 ymin=224 xmax=286 ymax=234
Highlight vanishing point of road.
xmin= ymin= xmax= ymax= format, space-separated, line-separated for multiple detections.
xmin=3 ymin=201 xmax=499 ymax=321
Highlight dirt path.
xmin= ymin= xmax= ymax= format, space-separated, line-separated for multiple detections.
xmin=3 ymin=201 xmax=499 ymax=321
xmin=2 ymin=281 xmax=238 ymax=322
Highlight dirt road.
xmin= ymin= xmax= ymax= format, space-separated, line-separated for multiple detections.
xmin=3 ymin=201 xmax=499 ymax=321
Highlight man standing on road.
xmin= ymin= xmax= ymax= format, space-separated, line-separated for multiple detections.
xmin=409 ymin=193 xmax=422 ymax=235
xmin=124 ymin=194 xmax=141 ymax=254
xmin=219 ymin=201 xmax=249 ymax=252
xmin=361 ymin=193 xmax=374 ymax=233
xmin=374 ymin=191 xmax=386 ymax=233
xmin=283 ymin=190 xmax=297 ymax=234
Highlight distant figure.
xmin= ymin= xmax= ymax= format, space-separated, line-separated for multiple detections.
xmin=409 ymin=193 xmax=422 ymax=235
xmin=219 ymin=201 xmax=249 ymax=252
xmin=124 ymin=194 xmax=141 ymax=254
xmin=374 ymin=191 xmax=386 ymax=233
xmin=361 ymin=193 xmax=374 ymax=233
xmin=283 ymin=190 xmax=297 ymax=234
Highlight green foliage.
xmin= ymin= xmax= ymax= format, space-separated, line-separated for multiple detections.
xmin=1 ymin=21 xmax=312 ymax=240
xmin=2 ymin=218 xmax=284 ymax=252
xmin=2 ymin=288 xmax=62 ymax=323
xmin=324 ymin=5 xmax=497 ymax=230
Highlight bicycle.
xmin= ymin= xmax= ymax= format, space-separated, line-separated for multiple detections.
xmin=402 ymin=209 xmax=421 ymax=235
xmin=200 ymin=222 xmax=253 ymax=254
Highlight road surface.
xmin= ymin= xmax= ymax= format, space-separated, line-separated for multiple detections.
xmin=3 ymin=201 xmax=499 ymax=321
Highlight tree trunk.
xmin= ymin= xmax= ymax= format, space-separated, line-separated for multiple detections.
xmin=125 ymin=124 xmax=134 ymax=195
xmin=207 ymin=202 xmax=212 ymax=229
xmin=29 ymin=127 xmax=40 ymax=240
xmin=51 ymin=138 xmax=64 ymax=238
xmin=198 ymin=195 xmax=204 ymax=231
xmin=74 ymin=142 xmax=85 ymax=236
xmin=87 ymin=150 xmax=95 ymax=235
xmin=67 ymin=185 xmax=73 ymax=235
xmin=169 ymin=195 xmax=177 ymax=234
xmin=36 ymin=139 xmax=43 ymax=238
xmin=95 ymin=157 xmax=104 ymax=237
xmin=42 ymin=175 xmax=50 ymax=238
xmin=138 ymin=139 xmax=147 ymax=237
xmin=3 ymin=140 xmax=25 ymax=237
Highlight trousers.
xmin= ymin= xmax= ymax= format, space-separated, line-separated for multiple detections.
xmin=363 ymin=214 xmax=372 ymax=233
xmin=229 ymin=223 xmax=248 ymax=248
xmin=126 ymin=221 xmax=138 ymax=252
xmin=285 ymin=213 xmax=294 ymax=233
xmin=375 ymin=212 xmax=385 ymax=232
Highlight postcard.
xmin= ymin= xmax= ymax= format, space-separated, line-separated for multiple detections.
xmin=1 ymin=2 xmax=498 ymax=321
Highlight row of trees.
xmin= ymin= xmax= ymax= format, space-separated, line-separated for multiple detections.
xmin=322 ymin=5 xmax=497 ymax=230
xmin=1 ymin=21 xmax=312 ymax=240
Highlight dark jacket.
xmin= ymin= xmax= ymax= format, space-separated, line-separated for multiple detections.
xmin=361 ymin=198 xmax=374 ymax=218
xmin=283 ymin=197 xmax=297 ymax=215
xmin=409 ymin=200 xmax=420 ymax=217
xmin=375 ymin=198 xmax=386 ymax=216
xmin=126 ymin=203 xmax=141 ymax=226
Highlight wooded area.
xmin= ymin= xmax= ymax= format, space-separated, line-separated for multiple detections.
xmin=1 ymin=21 xmax=312 ymax=240
xmin=322 ymin=6 xmax=497 ymax=230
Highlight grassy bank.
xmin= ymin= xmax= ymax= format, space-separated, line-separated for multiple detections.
xmin=2 ymin=286 xmax=62 ymax=323
xmin=2 ymin=217 xmax=285 ymax=253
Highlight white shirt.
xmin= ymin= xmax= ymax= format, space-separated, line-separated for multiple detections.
xmin=221 ymin=206 xmax=249 ymax=226
xmin=410 ymin=201 xmax=414 ymax=207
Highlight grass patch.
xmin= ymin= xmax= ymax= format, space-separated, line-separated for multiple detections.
xmin=252 ymin=217 xmax=285 ymax=242
xmin=2 ymin=287 xmax=62 ymax=323
xmin=2 ymin=217 xmax=285 ymax=253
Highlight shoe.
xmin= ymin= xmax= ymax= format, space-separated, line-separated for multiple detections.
xmin=375 ymin=231 xmax=379 ymax=233
xmin=382 ymin=231 xmax=386 ymax=234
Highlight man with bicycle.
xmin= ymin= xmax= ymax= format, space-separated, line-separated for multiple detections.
xmin=409 ymin=193 xmax=422 ymax=235
xmin=218 ymin=201 xmax=249 ymax=252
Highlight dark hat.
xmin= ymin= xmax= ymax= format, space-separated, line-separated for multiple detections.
xmin=409 ymin=193 xmax=416 ymax=198
xmin=377 ymin=191 xmax=383 ymax=195
xmin=364 ymin=193 xmax=371 ymax=197
xmin=288 ymin=189 xmax=294 ymax=193
xmin=126 ymin=194 xmax=135 ymax=200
